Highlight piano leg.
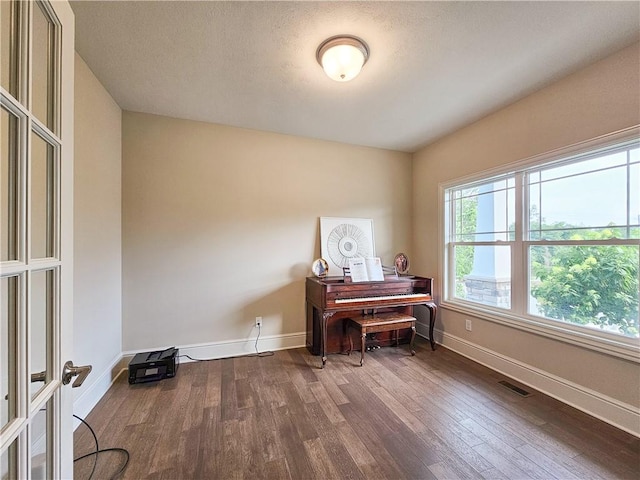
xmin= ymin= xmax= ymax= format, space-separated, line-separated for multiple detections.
xmin=322 ymin=313 xmax=327 ymax=367
xmin=321 ymin=312 xmax=334 ymax=368
xmin=425 ymin=302 xmax=437 ymax=350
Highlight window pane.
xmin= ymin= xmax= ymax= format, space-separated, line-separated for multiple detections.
xmin=1 ymin=275 xmax=18 ymax=430
xmin=530 ymin=245 xmax=639 ymax=338
xmin=1 ymin=106 xmax=19 ymax=261
xmin=538 ymin=165 xmax=627 ymax=231
xmin=31 ymin=399 xmax=51 ymax=479
xmin=30 ymin=131 xmax=55 ymax=259
xmin=453 ymin=245 xmax=474 ymax=298
xmin=455 ymin=244 xmax=511 ymax=309
xmin=1 ymin=436 xmax=18 ymax=480
xmin=452 ymin=179 xmax=515 ymax=240
xmin=529 ymin=146 xmax=638 ymax=240
xmin=32 ymin=0 xmax=55 ymax=130
xmin=30 ymin=269 xmax=53 ymax=399
xmin=529 ymin=180 xmax=541 ymax=238
xmin=631 ymin=162 xmax=639 ymax=234
xmin=507 ymin=185 xmax=515 ymax=240
xmin=540 ymin=151 xmax=627 ymax=181
xmin=1 ymin=0 xmax=18 ymax=97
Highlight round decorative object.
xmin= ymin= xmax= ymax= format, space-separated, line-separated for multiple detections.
xmin=394 ymin=252 xmax=410 ymax=275
xmin=327 ymin=223 xmax=373 ymax=268
xmin=311 ymin=258 xmax=329 ymax=278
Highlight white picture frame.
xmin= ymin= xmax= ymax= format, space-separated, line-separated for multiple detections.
xmin=320 ymin=217 xmax=375 ymax=275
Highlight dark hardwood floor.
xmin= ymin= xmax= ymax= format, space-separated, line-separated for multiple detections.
xmin=73 ymin=338 xmax=640 ymax=479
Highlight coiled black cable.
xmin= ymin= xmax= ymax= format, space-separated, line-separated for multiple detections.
xmin=73 ymin=414 xmax=130 ymax=480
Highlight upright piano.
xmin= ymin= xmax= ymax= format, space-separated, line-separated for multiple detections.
xmin=305 ymin=275 xmax=437 ymax=367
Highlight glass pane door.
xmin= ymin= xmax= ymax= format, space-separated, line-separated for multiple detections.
xmin=30 ymin=130 xmax=55 ymax=259
xmin=1 ymin=275 xmax=18 ymax=429
xmin=1 ymin=0 xmax=74 ymax=477
xmin=1 ymin=0 xmax=19 ymax=98
xmin=1 ymin=106 xmax=19 ymax=262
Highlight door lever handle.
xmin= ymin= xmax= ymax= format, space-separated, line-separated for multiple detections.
xmin=6 ymin=371 xmax=46 ymax=399
xmin=62 ymin=361 xmax=92 ymax=388
xmin=31 ymin=371 xmax=46 ymax=383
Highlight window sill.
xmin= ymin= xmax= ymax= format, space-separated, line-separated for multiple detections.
xmin=440 ymin=300 xmax=640 ymax=364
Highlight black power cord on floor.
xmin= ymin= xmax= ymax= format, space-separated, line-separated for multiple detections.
xmin=179 ymin=324 xmax=275 ymax=362
xmin=73 ymin=414 xmax=130 ymax=480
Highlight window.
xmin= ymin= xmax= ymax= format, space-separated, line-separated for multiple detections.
xmin=442 ymin=133 xmax=639 ymax=359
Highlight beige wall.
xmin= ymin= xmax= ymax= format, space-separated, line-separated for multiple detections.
xmin=412 ymin=43 xmax=640 ymax=408
xmin=122 ymin=113 xmax=412 ymax=351
xmin=73 ymin=53 xmax=122 ymax=408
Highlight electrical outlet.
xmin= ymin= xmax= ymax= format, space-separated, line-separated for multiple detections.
xmin=465 ymin=319 xmax=472 ymax=331
xmin=255 ymin=316 xmax=262 ymax=327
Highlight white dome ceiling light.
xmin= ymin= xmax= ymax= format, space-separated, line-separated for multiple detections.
xmin=316 ymin=35 xmax=370 ymax=82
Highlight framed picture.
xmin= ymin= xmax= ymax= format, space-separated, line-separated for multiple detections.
xmin=320 ymin=217 xmax=375 ymax=275
xmin=394 ymin=252 xmax=410 ymax=275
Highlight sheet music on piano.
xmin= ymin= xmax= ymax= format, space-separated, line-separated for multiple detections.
xmin=348 ymin=257 xmax=384 ymax=282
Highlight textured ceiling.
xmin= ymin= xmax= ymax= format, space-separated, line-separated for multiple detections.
xmin=70 ymin=1 xmax=640 ymax=153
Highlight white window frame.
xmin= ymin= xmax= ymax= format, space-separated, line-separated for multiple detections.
xmin=439 ymin=126 xmax=640 ymax=363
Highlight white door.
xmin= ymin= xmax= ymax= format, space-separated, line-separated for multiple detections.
xmin=1 ymin=0 xmax=76 ymax=478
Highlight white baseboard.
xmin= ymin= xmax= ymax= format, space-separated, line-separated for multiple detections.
xmin=72 ymin=352 xmax=126 ymax=428
xmin=416 ymin=321 xmax=640 ymax=438
xmin=121 ymin=331 xmax=307 ymax=366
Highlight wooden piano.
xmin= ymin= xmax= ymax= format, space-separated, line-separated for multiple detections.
xmin=305 ymin=275 xmax=437 ymax=367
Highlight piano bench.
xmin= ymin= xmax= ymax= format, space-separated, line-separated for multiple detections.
xmin=346 ymin=312 xmax=416 ymax=366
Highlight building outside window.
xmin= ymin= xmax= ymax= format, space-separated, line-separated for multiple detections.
xmin=442 ymin=133 xmax=639 ymax=357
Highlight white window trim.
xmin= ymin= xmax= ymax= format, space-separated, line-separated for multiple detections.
xmin=438 ymin=125 xmax=640 ymax=364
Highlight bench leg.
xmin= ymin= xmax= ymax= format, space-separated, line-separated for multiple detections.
xmin=409 ymin=325 xmax=416 ymax=356
xmin=360 ymin=332 xmax=366 ymax=366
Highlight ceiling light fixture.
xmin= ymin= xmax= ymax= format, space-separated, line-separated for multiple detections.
xmin=316 ymin=35 xmax=370 ymax=82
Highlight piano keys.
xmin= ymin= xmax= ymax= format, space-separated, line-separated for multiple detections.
xmin=306 ymin=275 xmax=437 ymax=367
xmin=334 ymin=293 xmax=428 ymax=304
